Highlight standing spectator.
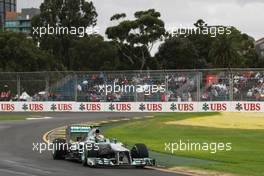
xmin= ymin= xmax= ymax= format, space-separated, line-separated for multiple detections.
xmin=161 ymin=92 xmax=167 ymax=102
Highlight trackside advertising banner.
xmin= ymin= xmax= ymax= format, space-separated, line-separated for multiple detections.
xmin=0 ymin=102 xmax=263 ymax=112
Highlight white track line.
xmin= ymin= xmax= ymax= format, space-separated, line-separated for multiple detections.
xmin=26 ymin=117 xmax=53 ymax=120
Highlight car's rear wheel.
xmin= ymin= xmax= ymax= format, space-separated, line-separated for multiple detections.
xmin=85 ymin=144 xmax=99 ymax=167
xmin=52 ymin=139 xmax=66 ymax=160
xmin=87 ymin=144 xmax=99 ymax=158
xmin=82 ymin=149 xmax=88 ymax=166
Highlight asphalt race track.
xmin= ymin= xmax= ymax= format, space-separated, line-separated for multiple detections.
xmin=0 ymin=112 xmax=185 ymax=176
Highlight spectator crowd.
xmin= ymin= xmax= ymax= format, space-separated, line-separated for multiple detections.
xmin=1 ymin=71 xmax=264 ymax=102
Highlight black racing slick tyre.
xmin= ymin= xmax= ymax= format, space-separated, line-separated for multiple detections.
xmin=82 ymin=149 xmax=88 ymax=166
xmin=52 ymin=139 xmax=66 ymax=160
xmin=85 ymin=144 xmax=99 ymax=167
xmin=87 ymin=144 xmax=98 ymax=158
xmin=131 ymin=144 xmax=149 ymax=158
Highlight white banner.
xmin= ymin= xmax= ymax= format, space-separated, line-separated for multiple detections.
xmin=0 ymin=102 xmax=264 ymax=112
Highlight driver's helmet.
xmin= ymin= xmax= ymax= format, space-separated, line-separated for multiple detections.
xmin=95 ymin=129 xmax=100 ymax=134
xmin=95 ymin=128 xmax=105 ymax=142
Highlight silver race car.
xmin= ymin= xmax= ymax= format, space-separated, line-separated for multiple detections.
xmin=52 ymin=125 xmax=155 ymax=167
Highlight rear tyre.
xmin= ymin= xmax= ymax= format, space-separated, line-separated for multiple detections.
xmin=87 ymin=144 xmax=99 ymax=158
xmin=52 ymin=139 xmax=66 ymax=160
xmin=86 ymin=144 xmax=98 ymax=167
xmin=82 ymin=149 xmax=88 ymax=166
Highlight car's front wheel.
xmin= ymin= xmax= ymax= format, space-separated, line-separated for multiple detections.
xmin=131 ymin=143 xmax=149 ymax=158
xmin=131 ymin=144 xmax=149 ymax=168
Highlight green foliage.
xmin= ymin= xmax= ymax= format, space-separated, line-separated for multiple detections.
xmin=0 ymin=32 xmax=56 ymax=71
xmin=110 ymin=13 xmax=126 ymax=21
xmin=158 ymin=19 xmax=260 ymax=69
xmin=35 ymin=0 xmax=97 ymax=28
xmin=69 ymin=35 xmax=119 ymax=71
xmin=208 ymin=27 xmax=259 ymax=68
xmin=106 ymin=9 xmax=166 ymax=70
xmin=156 ymin=37 xmax=200 ymax=69
xmin=32 ymin=0 xmax=98 ymax=70
xmin=186 ymin=20 xmax=214 ymax=68
xmin=209 ymin=35 xmax=240 ymax=68
xmin=2 ymin=9 xmax=261 ymax=71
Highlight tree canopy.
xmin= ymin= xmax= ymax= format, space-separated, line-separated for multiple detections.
xmin=1 ymin=3 xmax=262 ymax=72
xmin=106 ymin=9 xmax=166 ymax=70
xmin=31 ymin=0 xmax=98 ymax=70
xmin=0 ymin=32 xmax=55 ymax=72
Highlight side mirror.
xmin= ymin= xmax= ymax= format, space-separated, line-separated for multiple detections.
xmin=112 ymin=138 xmax=117 ymax=144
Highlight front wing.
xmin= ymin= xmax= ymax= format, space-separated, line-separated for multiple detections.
xmin=87 ymin=157 xmax=155 ymax=167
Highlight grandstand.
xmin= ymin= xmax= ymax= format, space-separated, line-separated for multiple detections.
xmin=1 ymin=69 xmax=264 ymax=102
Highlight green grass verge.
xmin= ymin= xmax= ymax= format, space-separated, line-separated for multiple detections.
xmin=0 ymin=116 xmax=40 ymax=120
xmin=104 ymin=112 xmax=264 ymax=176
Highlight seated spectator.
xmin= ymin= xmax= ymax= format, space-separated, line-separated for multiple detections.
xmin=20 ymin=91 xmax=31 ymax=101
xmin=0 ymin=85 xmax=11 ymax=101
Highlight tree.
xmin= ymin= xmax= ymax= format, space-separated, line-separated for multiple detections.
xmin=32 ymin=0 xmax=98 ymax=70
xmin=183 ymin=19 xmax=259 ymax=68
xmin=69 ymin=35 xmax=119 ymax=71
xmin=0 ymin=32 xmax=56 ymax=71
xmin=227 ymin=27 xmax=259 ymax=68
xmin=209 ymin=35 xmax=240 ymax=68
xmin=156 ymin=37 xmax=199 ymax=69
xmin=186 ymin=19 xmax=213 ymax=68
xmin=208 ymin=27 xmax=258 ymax=68
xmin=106 ymin=9 xmax=166 ymax=70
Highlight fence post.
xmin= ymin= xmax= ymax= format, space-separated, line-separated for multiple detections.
xmin=196 ymin=71 xmax=201 ymax=102
xmin=135 ymin=75 xmax=138 ymax=102
xmin=45 ymin=72 xmax=50 ymax=101
xmin=74 ymin=73 xmax=78 ymax=102
xmin=17 ymin=73 xmax=20 ymax=99
xmin=165 ymin=73 xmax=169 ymax=102
xmin=229 ymin=70 xmax=234 ymax=101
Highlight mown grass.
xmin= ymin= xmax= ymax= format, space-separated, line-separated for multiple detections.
xmin=0 ymin=116 xmax=39 ymax=120
xmin=104 ymin=112 xmax=264 ymax=176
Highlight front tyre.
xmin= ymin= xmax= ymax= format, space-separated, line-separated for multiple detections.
xmin=131 ymin=144 xmax=149 ymax=158
xmin=131 ymin=144 xmax=149 ymax=168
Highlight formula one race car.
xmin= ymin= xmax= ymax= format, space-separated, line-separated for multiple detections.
xmin=51 ymin=125 xmax=155 ymax=167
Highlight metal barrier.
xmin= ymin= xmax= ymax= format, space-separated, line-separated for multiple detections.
xmin=0 ymin=69 xmax=264 ymax=102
